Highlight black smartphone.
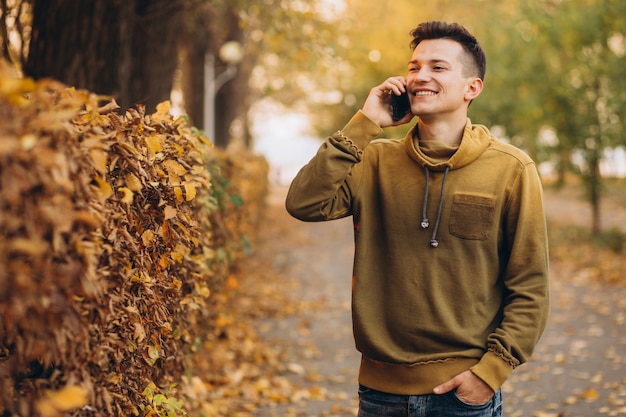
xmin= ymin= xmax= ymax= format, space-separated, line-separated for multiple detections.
xmin=391 ymin=91 xmax=411 ymax=121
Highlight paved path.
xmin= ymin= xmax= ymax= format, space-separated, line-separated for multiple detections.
xmin=257 ymin=186 xmax=626 ymax=417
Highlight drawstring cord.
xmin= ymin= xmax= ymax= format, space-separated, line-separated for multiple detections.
xmin=421 ymin=166 xmax=450 ymax=248
xmin=430 ymin=166 xmax=450 ymax=248
xmin=421 ymin=167 xmax=430 ymax=229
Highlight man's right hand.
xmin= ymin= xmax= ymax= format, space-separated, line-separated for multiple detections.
xmin=361 ymin=76 xmax=414 ymax=128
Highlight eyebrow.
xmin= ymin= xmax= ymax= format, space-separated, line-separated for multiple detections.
xmin=408 ymin=58 xmax=452 ymax=66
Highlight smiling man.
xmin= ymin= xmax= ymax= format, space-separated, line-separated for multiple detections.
xmin=286 ymin=21 xmax=549 ymax=417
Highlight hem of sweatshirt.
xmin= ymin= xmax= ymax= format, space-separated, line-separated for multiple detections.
xmin=358 ymin=355 xmax=480 ymax=395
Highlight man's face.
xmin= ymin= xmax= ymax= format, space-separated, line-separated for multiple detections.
xmin=406 ymin=38 xmax=480 ymax=119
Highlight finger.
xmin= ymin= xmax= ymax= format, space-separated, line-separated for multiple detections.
xmin=384 ymin=76 xmax=406 ymax=95
xmin=433 ymin=377 xmax=460 ymax=395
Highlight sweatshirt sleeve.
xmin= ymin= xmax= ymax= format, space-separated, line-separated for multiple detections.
xmin=285 ymin=111 xmax=383 ymax=221
xmin=470 ymin=161 xmax=550 ymax=392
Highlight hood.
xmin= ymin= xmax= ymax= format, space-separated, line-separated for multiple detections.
xmin=404 ymin=118 xmax=492 ymax=171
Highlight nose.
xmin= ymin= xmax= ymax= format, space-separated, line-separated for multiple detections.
xmin=414 ymin=67 xmax=431 ymax=82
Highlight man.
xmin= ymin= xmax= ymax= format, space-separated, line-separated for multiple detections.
xmin=285 ymin=21 xmax=549 ymax=417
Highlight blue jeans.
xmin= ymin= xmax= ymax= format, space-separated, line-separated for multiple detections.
xmin=357 ymin=385 xmax=502 ymax=417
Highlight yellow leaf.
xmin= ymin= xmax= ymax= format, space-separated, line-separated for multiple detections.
xmin=0 ymin=76 xmax=35 ymax=95
xmin=171 ymin=243 xmax=190 ymax=263
xmin=174 ymin=186 xmax=184 ymax=204
xmin=35 ymin=401 xmax=58 ymax=417
xmin=581 ymin=387 xmax=600 ymax=401
xmin=36 ymin=385 xmax=88 ymax=415
xmin=90 ymin=149 xmax=108 ymax=174
xmin=152 ymin=101 xmax=171 ymax=123
xmin=145 ymin=133 xmax=163 ymax=159
xmin=163 ymin=159 xmax=187 ymax=176
xmin=156 ymin=100 xmax=170 ymax=114
xmin=126 ymin=173 xmax=143 ymax=191
xmin=197 ymin=286 xmax=211 ymax=298
xmin=141 ymin=230 xmax=155 ymax=246
xmin=0 ymin=77 xmax=36 ymax=106
xmin=94 ymin=176 xmax=113 ymax=200
xmin=184 ymin=183 xmax=197 ymax=201
xmin=144 ymin=345 xmax=161 ymax=366
xmin=164 ymin=205 xmax=177 ymax=220
xmin=118 ymin=187 xmax=134 ymax=204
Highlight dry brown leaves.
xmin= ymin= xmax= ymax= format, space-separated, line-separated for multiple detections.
xmin=0 ymin=61 xmax=269 ymax=416
xmin=178 ymin=226 xmax=318 ymax=417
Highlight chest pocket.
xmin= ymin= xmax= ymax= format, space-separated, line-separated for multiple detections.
xmin=449 ymin=193 xmax=496 ymax=240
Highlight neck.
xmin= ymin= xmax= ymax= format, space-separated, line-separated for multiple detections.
xmin=415 ymin=115 xmax=467 ymax=146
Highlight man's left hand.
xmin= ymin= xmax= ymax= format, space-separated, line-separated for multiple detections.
xmin=433 ymin=370 xmax=495 ymax=404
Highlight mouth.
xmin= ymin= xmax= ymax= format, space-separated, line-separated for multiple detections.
xmin=412 ymin=90 xmax=438 ymax=97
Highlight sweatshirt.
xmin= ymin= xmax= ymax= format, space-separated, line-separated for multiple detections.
xmin=285 ymin=110 xmax=550 ymax=395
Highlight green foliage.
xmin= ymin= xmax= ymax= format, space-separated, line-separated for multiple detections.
xmin=238 ymin=0 xmax=349 ymax=106
xmin=142 ymin=382 xmax=187 ymax=417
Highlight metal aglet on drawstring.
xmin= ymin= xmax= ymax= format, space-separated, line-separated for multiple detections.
xmin=421 ymin=165 xmax=450 ymax=248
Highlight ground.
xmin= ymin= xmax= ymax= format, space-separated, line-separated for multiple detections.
xmin=189 ymin=183 xmax=626 ymax=417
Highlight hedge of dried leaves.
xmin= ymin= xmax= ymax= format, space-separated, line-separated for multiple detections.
xmin=0 ymin=62 xmax=268 ymax=416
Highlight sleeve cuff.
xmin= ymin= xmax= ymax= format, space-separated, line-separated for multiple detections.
xmin=469 ymin=351 xmax=514 ymax=392
xmin=339 ymin=110 xmax=383 ymax=149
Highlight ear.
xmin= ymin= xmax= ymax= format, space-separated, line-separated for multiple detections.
xmin=464 ymin=77 xmax=483 ymax=102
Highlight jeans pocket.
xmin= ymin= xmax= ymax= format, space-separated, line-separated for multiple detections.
xmin=357 ymin=385 xmax=408 ymax=417
xmin=451 ymin=391 xmax=493 ymax=409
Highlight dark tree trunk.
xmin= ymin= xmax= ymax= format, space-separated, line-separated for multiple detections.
xmin=127 ymin=0 xmax=183 ymax=111
xmin=589 ymin=153 xmax=602 ymax=236
xmin=24 ymin=0 xmax=183 ymax=111
xmin=179 ymin=42 xmax=205 ymax=130
xmin=25 ymin=1 xmax=119 ymax=96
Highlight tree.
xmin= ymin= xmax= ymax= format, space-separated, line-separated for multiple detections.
xmin=526 ymin=0 xmax=626 ymax=234
xmin=173 ymin=0 xmax=347 ymax=147
xmin=23 ymin=0 xmax=184 ymax=112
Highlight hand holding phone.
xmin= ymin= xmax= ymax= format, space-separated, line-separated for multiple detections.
xmin=391 ymin=91 xmax=411 ymax=121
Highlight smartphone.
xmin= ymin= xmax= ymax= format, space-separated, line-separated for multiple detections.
xmin=391 ymin=91 xmax=411 ymax=121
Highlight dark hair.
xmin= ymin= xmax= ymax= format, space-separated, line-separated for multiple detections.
xmin=409 ymin=21 xmax=486 ymax=81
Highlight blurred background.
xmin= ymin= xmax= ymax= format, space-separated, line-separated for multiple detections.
xmin=1 ymin=0 xmax=624 ymax=233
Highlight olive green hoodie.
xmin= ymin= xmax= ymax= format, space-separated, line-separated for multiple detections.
xmin=285 ymin=110 xmax=549 ymax=395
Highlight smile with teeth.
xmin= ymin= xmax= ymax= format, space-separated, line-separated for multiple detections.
xmin=414 ymin=90 xmax=437 ymax=96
